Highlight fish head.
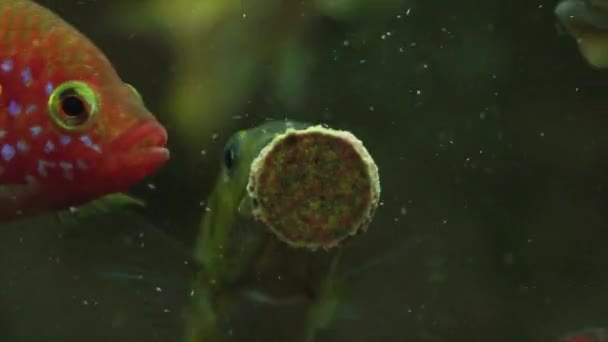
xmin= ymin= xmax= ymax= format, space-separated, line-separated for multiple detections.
xmin=0 ymin=0 xmax=169 ymax=215
xmin=219 ymin=121 xmax=312 ymax=208
xmin=27 ymin=75 xmax=170 ymax=199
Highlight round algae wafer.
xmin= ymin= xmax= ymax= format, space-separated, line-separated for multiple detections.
xmin=247 ymin=125 xmax=380 ymax=250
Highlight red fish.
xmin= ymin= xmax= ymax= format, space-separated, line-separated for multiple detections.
xmin=0 ymin=0 xmax=169 ymax=220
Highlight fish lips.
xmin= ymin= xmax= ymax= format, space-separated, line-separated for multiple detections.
xmin=106 ymin=119 xmax=170 ymax=186
xmin=556 ymin=0 xmax=608 ymax=32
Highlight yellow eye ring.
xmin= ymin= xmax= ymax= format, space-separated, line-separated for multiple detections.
xmin=47 ymin=80 xmax=99 ymax=131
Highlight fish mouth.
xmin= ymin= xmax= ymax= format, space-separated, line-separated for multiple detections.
xmin=106 ymin=120 xmax=170 ymax=185
xmin=117 ymin=120 xmax=169 ymax=157
xmin=556 ymin=0 xmax=608 ymax=32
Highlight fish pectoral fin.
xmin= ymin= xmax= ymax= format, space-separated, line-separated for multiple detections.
xmin=53 ymin=193 xmax=146 ymax=226
xmin=80 ymin=193 xmax=147 ymax=213
xmin=0 ymin=184 xmax=146 ymax=222
xmin=237 ymin=194 xmax=254 ymax=218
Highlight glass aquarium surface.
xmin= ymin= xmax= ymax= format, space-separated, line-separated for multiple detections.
xmin=0 ymin=1 xmax=604 ymax=342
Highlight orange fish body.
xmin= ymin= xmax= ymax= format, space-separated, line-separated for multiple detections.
xmin=0 ymin=0 xmax=169 ymax=220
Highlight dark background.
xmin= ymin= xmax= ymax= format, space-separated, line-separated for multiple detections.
xmin=0 ymin=0 xmax=606 ymax=341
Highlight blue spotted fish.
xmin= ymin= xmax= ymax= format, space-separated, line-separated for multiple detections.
xmin=0 ymin=0 xmax=169 ymax=220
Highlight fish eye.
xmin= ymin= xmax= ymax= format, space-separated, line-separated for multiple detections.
xmin=223 ymin=132 xmax=244 ymax=172
xmin=224 ymin=142 xmax=237 ymax=171
xmin=48 ymin=81 xmax=98 ymax=131
xmin=125 ymin=83 xmax=143 ymax=102
xmin=61 ymin=91 xmax=85 ymax=117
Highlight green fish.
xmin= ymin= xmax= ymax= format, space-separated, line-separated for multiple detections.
xmin=184 ymin=120 xmax=382 ymax=342
xmin=555 ymin=0 xmax=608 ymax=68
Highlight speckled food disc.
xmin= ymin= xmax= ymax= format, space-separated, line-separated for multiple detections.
xmin=247 ymin=125 xmax=380 ymax=250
